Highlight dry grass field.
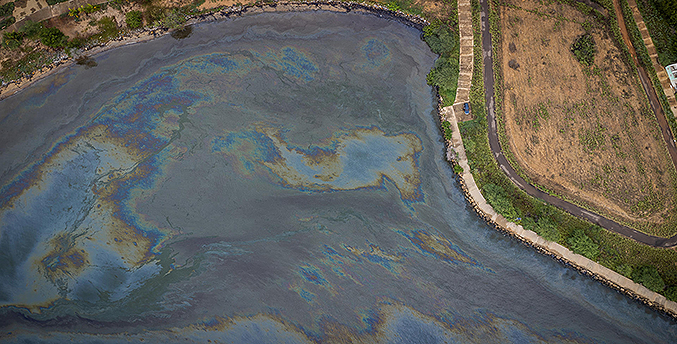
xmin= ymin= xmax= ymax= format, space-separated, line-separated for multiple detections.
xmin=499 ymin=0 xmax=677 ymax=237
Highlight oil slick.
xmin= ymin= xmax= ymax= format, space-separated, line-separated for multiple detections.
xmin=212 ymin=125 xmax=424 ymax=203
xmin=1 ymin=302 xmax=598 ymax=343
xmin=1 ymin=12 xmax=667 ymax=343
xmin=0 ymin=46 xmax=322 ymax=312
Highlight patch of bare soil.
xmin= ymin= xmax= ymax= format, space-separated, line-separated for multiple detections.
xmin=500 ymin=0 xmax=677 ymax=236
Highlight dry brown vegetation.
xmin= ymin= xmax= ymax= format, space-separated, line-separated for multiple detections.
xmin=499 ymin=0 xmax=677 ymax=236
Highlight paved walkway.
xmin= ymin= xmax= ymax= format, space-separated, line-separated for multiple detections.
xmin=444 ymin=0 xmax=474 ymax=122
xmin=441 ymin=0 xmax=677 ymax=317
xmin=626 ymin=0 xmax=677 ymax=118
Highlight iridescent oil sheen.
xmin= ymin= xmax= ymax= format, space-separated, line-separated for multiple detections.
xmin=0 ymin=11 xmax=674 ymax=343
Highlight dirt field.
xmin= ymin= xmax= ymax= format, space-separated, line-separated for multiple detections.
xmin=499 ymin=0 xmax=677 ymax=236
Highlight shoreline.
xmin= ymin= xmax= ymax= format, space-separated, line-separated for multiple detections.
xmin=2 ymin=0 xmax=676 ymax=322
xmin=0 ymin=1 xmax=428 ymax=102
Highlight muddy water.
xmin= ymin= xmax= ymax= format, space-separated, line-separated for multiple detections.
xmin=0 ymin=11 xmax=674 ymax=343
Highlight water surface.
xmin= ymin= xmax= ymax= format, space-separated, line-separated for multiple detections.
xmin=0 ymin=11 xmax=675 ymax=343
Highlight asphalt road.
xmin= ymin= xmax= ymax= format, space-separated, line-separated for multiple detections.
xmin=478 ymin=0 xmax=677 ymax=248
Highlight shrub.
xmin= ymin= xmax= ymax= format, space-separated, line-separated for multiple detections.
xmin=126 ymin=10 xmax=143 ymax=29
xmin=96 ymin=17 xmax=119 ymax=41
xmin=666 ymin=285 xmax=677 ymax=301
xmin=425 ymin=24 xmax=460 ymax=106
xmin=21 ymin=20 xmax=44 ymax=39
xmin=571 ymin=33 xmax=596 ymax=66
xmin=68 ymin=4 xmax=101 ymax=19
xmin=535 ymin=217 xmax=561 ymax=242
xmin=39 ymin=27 xmax=67 ymax=48
xmin=632 ymin=265 xmax=665 ymax=292
xmin=66 ymin=37 xmax=85 ymax=49
xmin=0 ymin=2 xmax=14 ymax=18
xmin=616 ymin=263 xmax=633 ymax=278
xmin=0 ymin=15 xmax=15 ymax=30
xmin=161 ymin=9 xmax=186 ymax=29
xmin=145 ymin=6 xmax=165 ymax=25
xmin=567 ymin=228 xmax=599 ymax=260
xmin=653 ymin=0 xmax=677 ymax=27
xmin=2 ymin=31 xmax=24 ymax=49
xmin=441 ymin=120 xmax=454 ymax=141
xmin=482 ymin=183 xmax=521 ymax=220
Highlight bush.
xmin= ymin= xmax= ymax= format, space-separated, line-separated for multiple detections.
xmin=425 ymin=24 xmax=460 ymax=106
xmin=567 ymin=228 xmax=599 ymax=260
xmin=632 ymin=265 xmax=666 ymax=292
xmin=666 ymin=285 xmax=677 ymax=301
xmin=652 ymin=0 xmax=677 ymax=27
xmin=638 ymin=0 xmax=677 ymax=66
xmin=39 ymin=27 xmax=67 ymax=48
xmin=571 ymin=33 xmax=596 ymax=66
xmin=96 ymin=17 xmax=119 ymax=41
xmin=21 ymin=20 xmax=44 ymax=39
xmin=66 ymin=37 xmax=85 ymax=49
xmin=482 ymin=183 xmax=521 ymax=220
xmin=523 ymin=216 xmax=561 ymax=242
xmin=145 ymin=6 xmax=165 ymax=25
xmin=2 ymin=31 xmax=24 ymax=49
xmin=0 ymin=15 xmax=15 ymax=30
xmin=161 ymin=9 xmax=186 ymax=29
xmin=441 ymin=120 xmax=454 ymax=141
xmin=0 ymin=2 xmax=14 ymax=18
xmin=126 ymin=10 xmax=143 ymax=29
xmin=68 ymin=4 xmax=102 ymax=19
xmin=616 ymin=263 xmax=633 ymax=278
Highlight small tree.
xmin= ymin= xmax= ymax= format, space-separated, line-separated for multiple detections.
xmin=2 ymin=31 xmax=25 ymax=49
xmin=39 ymin=27 xmax=67 ymax=48
xmin=571 ymin=33 xmax=596 ymax=66
xmin=126 ymin=10 xmax=143 ymax=29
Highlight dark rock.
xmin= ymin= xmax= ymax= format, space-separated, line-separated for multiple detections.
xmin=509 ymin=42 xmax=516 ymax=53
xmin=508 ymin=59 xmax=520 ymax=70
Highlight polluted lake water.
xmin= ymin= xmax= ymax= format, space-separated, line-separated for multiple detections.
xmin=0 ymin=10 xmax=675 ymax=343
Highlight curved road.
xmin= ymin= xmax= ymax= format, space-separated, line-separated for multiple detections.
xmin=478 ymin=0 xmax=677 ymax=248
